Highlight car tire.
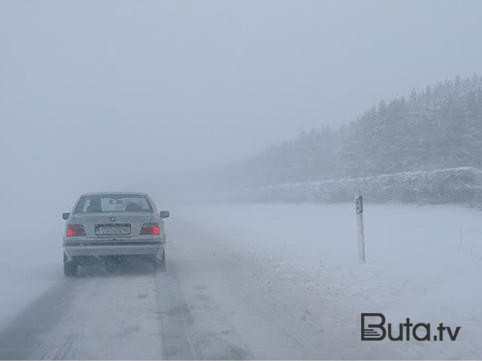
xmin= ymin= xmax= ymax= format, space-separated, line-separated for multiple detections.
xmin=63 ymin=254 xmax=78 ymax=277
xmin=154 ymin=250 xmax=166 ymax=272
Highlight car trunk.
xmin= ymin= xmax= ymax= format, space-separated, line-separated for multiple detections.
xmin=71 ymin=212 xmax=155 ymax=239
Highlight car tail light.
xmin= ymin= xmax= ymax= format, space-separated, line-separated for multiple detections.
xmin=140 ymin=223 xmax=161 ymax=235
xmin=66 ymin=224 xmax=86 ymax=237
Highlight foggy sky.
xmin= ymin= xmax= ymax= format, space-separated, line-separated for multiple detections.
xmin=2 ymin=0 xmax=482 ymax=208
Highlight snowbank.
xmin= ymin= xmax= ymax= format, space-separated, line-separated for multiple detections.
xmin=221 ymin=167 xmax=482 ymax=205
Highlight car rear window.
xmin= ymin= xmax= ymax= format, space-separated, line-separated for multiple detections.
xmin=74 ymin=194 xmax=153 ymax=213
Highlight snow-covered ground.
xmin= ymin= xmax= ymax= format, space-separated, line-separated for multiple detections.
xmin=0 ymin=211 xmax=63 ymax=331
xmin=174 ymin=202 xmax=482 ymax=359
xmin=0 ymin=202 xmax=481 ymax=359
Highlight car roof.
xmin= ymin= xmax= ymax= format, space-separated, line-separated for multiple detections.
xmin=80 ymin=192 xmax=149 ymax=197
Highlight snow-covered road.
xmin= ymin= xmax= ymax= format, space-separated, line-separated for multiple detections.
xmin=0 ymin=203 xmax=481 ymax=359
xmin=0 ymin=220 xmax=339 ymax=359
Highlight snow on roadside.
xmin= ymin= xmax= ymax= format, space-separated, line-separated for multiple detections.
xmin=175 ymin=202 xmax=482 ymax=359
xmin=221 ymin=167 xmax=482 ymax=205
xmin=0 ymin=211 xmax=63 ymax=330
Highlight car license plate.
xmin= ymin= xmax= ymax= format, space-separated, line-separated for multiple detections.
xmin=95 ymin=224 xmax=131 ymax=235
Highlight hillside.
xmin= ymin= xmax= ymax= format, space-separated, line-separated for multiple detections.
xmin=221 ymin=75 xmax=482 ymax=196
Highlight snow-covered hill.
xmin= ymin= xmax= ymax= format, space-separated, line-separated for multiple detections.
xmin=212 ymin=76 xmax=482 ymax=199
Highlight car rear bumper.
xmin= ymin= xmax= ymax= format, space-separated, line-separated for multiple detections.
xmin=64 ymin=242 xmax=164 ymax=259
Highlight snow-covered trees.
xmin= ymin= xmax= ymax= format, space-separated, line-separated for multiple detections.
xmin=216 ymin=76 xmax=482 ymax=204
xmin=229 ymin=75 xmax=482 ymax=189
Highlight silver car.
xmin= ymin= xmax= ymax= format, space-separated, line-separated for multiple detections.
xmin=62 ymin=192 xmax=169 ymax=276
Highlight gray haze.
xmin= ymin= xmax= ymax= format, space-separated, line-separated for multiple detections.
xmin=2 ymin=0 xmax=482 ymax=208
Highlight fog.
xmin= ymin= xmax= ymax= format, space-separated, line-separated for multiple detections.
xmin=2 ymin=0 xmax=482 ymax=210
xmin=3 ymin=2 xmax=482 ymax=359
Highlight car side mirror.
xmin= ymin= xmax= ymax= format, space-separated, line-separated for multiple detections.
xmin=62 ymin=212 xmax=70 ymax=220
xmin=160 ymin=210 xmax=170 ymax=219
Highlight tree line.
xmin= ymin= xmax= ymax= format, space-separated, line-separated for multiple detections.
xmin=221 ymin=75 xmax=482 ymax=190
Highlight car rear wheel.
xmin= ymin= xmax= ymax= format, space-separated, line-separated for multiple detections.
xmin=63 ymin=254 xmax=78 ymax=277
xmin=154 ymin=250 xmax=166 ymax=272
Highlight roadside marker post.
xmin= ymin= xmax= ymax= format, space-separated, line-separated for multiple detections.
xmin=355 ymin=195 xmax=366 ymax=263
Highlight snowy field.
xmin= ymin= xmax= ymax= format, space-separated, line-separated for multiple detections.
xmin=174 ymin=202 xmax=482 ymax=359
xmin=0 ymin=202 xmax=481 ymax=358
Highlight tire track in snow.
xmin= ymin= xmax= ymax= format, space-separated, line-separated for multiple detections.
xmin=0 ymin=280 xmax=74 ymax=359
xmin=0 ymin=264 xmax=167 ymax=359
xmin=154 ymin=265 xmax=198 ymax=359
xmin=0 ymin=259 xmax=246 ymax=360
